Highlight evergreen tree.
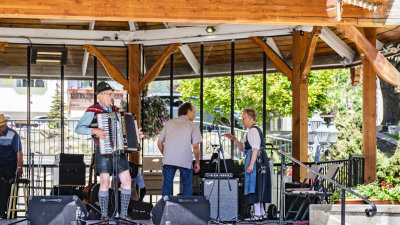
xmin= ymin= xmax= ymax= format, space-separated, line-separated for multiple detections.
xmin=47 ymin=84 xmax=67 ymax=128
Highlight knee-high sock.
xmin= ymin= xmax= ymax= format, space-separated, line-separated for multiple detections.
xmin=260 ymin=203 xmax=265 ymax=215
xmin=254 ymin=202 xmax=261 ymax=216
xmin=98 ymin=190 xmax=109 ymax=218
xmin=120 ymin=188 xmax=131 ymax=218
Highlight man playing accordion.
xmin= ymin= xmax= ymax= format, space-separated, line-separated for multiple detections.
xmin=75 ymin=81 xmax=139 ymax=222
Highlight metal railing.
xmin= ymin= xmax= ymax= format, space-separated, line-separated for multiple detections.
xmin=8 ymin=119 xmax=92 ymax=155
xmin=270 ymin=145 xmax=376 ymax=225
xmin=9 ymin=119 xmax=293 ymax=160
xmin=303 ymin=155 xmax=365 ymax=194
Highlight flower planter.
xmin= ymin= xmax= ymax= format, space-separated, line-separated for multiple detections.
xmin=334 ymin=199 xmax=400 ymax=204
xmin=370 ymin=199 xmax=400 ymax=205
xmin=334 ymin=199 xmax=365 ymax=204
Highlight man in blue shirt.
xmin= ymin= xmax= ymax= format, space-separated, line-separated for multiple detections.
xmin=0 ymin=114 xmax=22 ymax=218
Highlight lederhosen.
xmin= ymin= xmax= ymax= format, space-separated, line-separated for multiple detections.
xmin=244 ymin=125 xmax=272 ymax=204
xmin=86 ymin=103 xmax=129 ymax=175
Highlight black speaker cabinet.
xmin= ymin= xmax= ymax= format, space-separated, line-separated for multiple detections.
xmin=54 ymin=163 xmax=85 ymax=186
xmin=151 ymin=196 xmax=210 ymax=225
xmin=202 ymin=178 xmax=238 ymax=222
xmin=27 ymin=195 xmax=87 ymax=225
xmin=55 ymin=153 xmax=84 ymax=164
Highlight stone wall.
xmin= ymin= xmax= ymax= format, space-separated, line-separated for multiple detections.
xmin=310 ymin=204 xmax=400 ymax=225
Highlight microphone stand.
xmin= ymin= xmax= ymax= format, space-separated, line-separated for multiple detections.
xmin=110 ymin=102 xmax=138 ymax=225
xmin=209 ymin=111 xmax=232 ymax=223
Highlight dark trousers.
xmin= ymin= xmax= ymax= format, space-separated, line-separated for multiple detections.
xmin=0 ymin=162 xmax=17 ymax=217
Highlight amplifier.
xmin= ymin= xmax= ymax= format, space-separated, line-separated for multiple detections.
xmin=54 ymin=163 xmax=85 ymax=186
xmin=151 ymin=196 xmax=210 ymax=225
xmin=27 ymin=195 xmax=87 ymax=225
xmin=204 ymin=173 xmax=233 ymax=179
xmin=55 ymin=153 xmax=84 ymax=164
xmin=202 ymin=178 xmax=238 ymax=222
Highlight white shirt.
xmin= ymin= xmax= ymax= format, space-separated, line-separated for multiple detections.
xmin=241 ymin=127 xmax=261 ymax=150
xmin=159 ymin=115 xmax=203 ymax=169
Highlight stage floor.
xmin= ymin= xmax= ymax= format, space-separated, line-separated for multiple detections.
xmin=0 ymin=218 xmax=305 ymax=225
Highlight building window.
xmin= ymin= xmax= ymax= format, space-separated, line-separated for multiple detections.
xmin=16 ymin=79 xmax=45 ymax=88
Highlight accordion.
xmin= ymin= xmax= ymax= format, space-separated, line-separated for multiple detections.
xmin=97 ymin=112 xmax=140 ymax=155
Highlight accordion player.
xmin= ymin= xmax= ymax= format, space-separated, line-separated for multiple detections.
xmin=96 ymin=112 xmax=140 ymax=155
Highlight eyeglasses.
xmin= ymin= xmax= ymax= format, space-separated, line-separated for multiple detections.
xmin=101 ymin=92 xmax=114 ymax=96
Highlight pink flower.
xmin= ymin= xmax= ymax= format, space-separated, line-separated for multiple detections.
xmin=389 ymin=185 xmax=393 ymax=188
xmin=381 ymin=181 xmax=386 ymax=185
xmin=379 ymin=187 xmax=383 ymax=191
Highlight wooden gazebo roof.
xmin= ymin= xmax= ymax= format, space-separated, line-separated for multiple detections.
xmin=0 ymin=16 xmax=398 ymax=80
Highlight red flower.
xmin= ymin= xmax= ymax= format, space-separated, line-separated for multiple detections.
xmin=381 ymin=181 xmax=386 ymax=185
xmin=389 ymin=185 xmax=393 ymax=188
xmin=380 ymin=187 xmax=383 ymax=191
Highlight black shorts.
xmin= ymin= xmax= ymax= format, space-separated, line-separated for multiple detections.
xmin=94 ymin=147 xmax=130 ymax=175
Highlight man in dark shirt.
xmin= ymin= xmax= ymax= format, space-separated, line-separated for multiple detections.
xmin=0 ymin=114 xmax=23 ymax=218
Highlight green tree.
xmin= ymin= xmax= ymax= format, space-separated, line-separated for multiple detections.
xmin=47 ymin=85 xmax=67 ymax=128
xmin=178 ymin=70 xmax=338 ymax=125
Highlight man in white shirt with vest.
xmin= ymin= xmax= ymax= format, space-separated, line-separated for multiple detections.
xmin=157 ymin=102 xmax=202 ymax=196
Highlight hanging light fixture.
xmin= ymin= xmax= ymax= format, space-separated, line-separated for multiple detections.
xmin=206 ymin=26 xmax=216 ymax=33
xmin=31 ymin=46 xmax=68 ymax=65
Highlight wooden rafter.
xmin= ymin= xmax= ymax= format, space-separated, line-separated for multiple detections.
xmin=0 ymin=42 xmax=8 ymax=50
xmin=301 ymin=26 xmax=322 ymax=78
xmin=139 ymin=43 xmax=181 ymax=91
xmin=337 ymin=24 xmax=400 ymax=87
xmin=326 ymin=0 xmax=343 ymax=22
xmin=82 ymin=45 xmax=129 ymax=90
xmin=249 ymin=36 xmax=293 ymax=81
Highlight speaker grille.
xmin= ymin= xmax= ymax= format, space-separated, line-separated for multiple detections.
xmin=203 ymin=178 xmax=238 ymax=221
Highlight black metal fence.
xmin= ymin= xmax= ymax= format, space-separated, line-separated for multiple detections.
xmin=302 ymin=155 xmax=365 ymax=193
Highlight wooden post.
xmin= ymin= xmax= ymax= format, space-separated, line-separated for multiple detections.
xmin=84 ymin=43 xmax=181 ymax=164
xmin=361 ymin=28 xmax=377 ymax=184
xmin=292 ymin=31 xmax=309 ymax=182
xmin=129 ymin=44 xmax=142 ymax=164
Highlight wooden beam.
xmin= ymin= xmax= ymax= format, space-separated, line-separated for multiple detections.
xmin=139 ymin=43 xmax=181 ymax=92
xmin=326 ymin=0 xmax=343 ymax=22
xmin=0 ymin=25 xmax=309 ymax=47
xmin=82 ymin=44 xmax=129 ymax=90
xmin=82 ymin=21 xmax=95 ymax=76
xmin=350 ymin=66 xmax=361 ymax=86
xmin=266 ymin=38 xmax=283 ymax=58
xmin=301 ymin=26 xmax=322 ymax=78
xmin=0 ymin=0 xmax=392 ymax=27
xmin=249 ymin=36 xmax=293 ymax=81
xmin=0 ymin=42 xmax=8 ymax=50
xmin=319 ymin=26 xmax=355 ymax=62
xmin=179 ymin=45 xmax=201 ymax=75
xmin=337 ymin=24 xmax=400 ymax=87
xmin=291 ymin=31 xmax=309 ymax=182
xmin=128 ymin=44 xmax=141 ymax=164
xmin=356 ymin=28 xmax=377 ymax=184
xmin=128 ymin=21 xmax=137 ymax=31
